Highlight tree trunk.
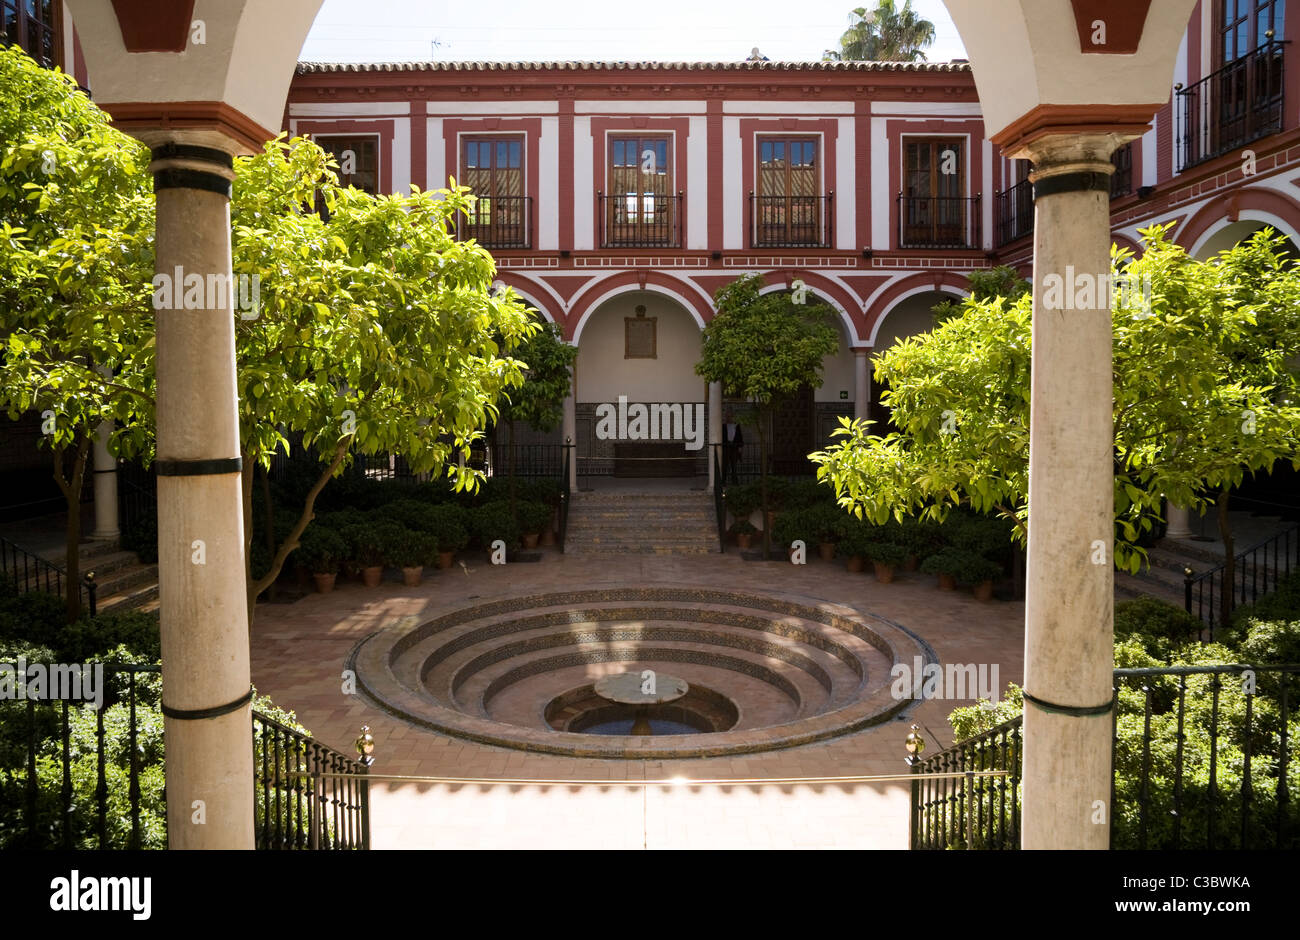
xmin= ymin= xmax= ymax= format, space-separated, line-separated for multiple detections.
xmin=53 ymin=433 xmax=91 ymax=623
xmin=1217 ymin=486 xmax=1235 ymax=630
xmin=260 ymin=464 xmax=277 ymax=603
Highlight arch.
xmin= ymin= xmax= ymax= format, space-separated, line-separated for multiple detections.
xmin=567 ymin=272 xmax=712 ymax=344
xmin=1176 ymin=188 xmax=1300 ymax=259
xmin=493 ymin=273 xmax=564 ymax=326
xmin=864 ymin=273 xmax=971 ymax=347
xmin=1110 ymin=232 xmax=1142 ymax=257
xmin=756 ymin=272 xmax=862 ymax=345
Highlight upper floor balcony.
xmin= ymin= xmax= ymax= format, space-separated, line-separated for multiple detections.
xmin=457 ymin=195 xmax=532 ymax=250
xmin=748 ymin=193 xmax=834 ymax=249
xmin=898 ymin=193 xmax=982 ymax=250
xmin=597 ymin=191 xmax=682 ymax=249
xmin=1177 ymin=38 xmax=1289 ymax=172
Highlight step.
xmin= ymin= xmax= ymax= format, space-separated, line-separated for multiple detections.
xmin=93 ymin=562 xmax=159 ymax=597
xmin=95 ymin=579 xmax=159 ymax=615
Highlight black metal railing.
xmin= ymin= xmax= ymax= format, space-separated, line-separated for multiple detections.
xmin=117 ymin=459 xmax=156 ymax=543
xmin=559 ymin=441 xmax=571 ymax=553
xmin=711 ymin=443 xmax=726 ymax=552
xmin=597 ymin=190 xmax=682 ymax=248
xmin=1111 ymin=142 xmax=1133 ymax=197
xmin=1185 ymin=524 xmax=1299 ymax=637
xmin=477 ymin=442 xmax=572 ymax=481
xmin=0 ymin=535 xmax=96 ymax=617
xmin=458 ymin=195 xmax=531 ymax=249
xmin=1177 ymin=40 xmax=1289 ymax=171
xmin=2 ymin=663 xmax=161 ymax=849
xmin=898 ymin=193 xmax=982 ymax=249
xmin=996 ymin=178 xmax=1033 ymax=246
xmin=910 ymin=663 xmax=1299 ymax=850
xmin=748 ymin=192 xmax=833 ymax=248
xmin=910 ymin=716 xmax=1022 ymax=850
xmin=254 ymin=711 xmax=370 ymax=850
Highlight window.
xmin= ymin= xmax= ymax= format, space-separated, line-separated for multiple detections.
xmin=602 ymin=136 xmax=676 ymax=247
xmin=461 ymin=136 xmax=528 ymax=248
xmin=2 ymin=0 xmax=58 ymax=69
xmin=315 ymin=136 xmax=378 ymax=194
xmin=1220 ymin=0 xmax=1285 ymax=64
xmin=753 ymin=138 xmax=826 ymax=247
xmin=900 ymin=139 xmax=975 ymax=248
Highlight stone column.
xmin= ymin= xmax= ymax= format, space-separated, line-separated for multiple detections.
xmin=562 ymin=361 xmax=577 ymax=492
xmin=853 ymin=349 xmax=870 ymax=423
xmin=89 ymin=418 xmax=120 ymax=541
xmin=707 ymin=381 xmax=722 ymax=492
xmin=149 ymin=139 xmax=254 ymax=850
xmin=1165 ymin=503 xmax=1194 ymax=539
xmin=1020 ymin=134 xmax=1122 ymax=850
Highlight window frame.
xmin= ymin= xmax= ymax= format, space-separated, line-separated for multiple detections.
xmin=1 ymin=0 xmax=60 ymax=70
xmin=313 ymin=133 xmax=381 ymax=195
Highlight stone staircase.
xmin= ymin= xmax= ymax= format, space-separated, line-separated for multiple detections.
xmin=1115 ymin=510 xmax=1294 ymax=609
xmin=564 ymin=489 xmax=719 ymax=554
xmin=77 ymin=538 xmax=159 ymax=615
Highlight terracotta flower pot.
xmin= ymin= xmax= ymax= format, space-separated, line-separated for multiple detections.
xmin=362 ymin=565 xmax=384 ymax=587
xmin=437 ymin=551 xmax=455 ymax=570
xmin=736 ymin=533 xmax=754 ymax=549
xmin=312 ymin=572 xmax=336 ymax=594
xmin=540 ymin=528 xmax=556 ymax=547
xmin=523 ymin=532 xmax=540 ymax=549
xmin=402 ymin=566 xmax=423 ymax=587
xmin=937 ymin=573 xmax=957 ymax=591
xmin=973 ymin=579 xmax=995 ymax=602
xmin=873 ymin=561 xmax=896 ymax=584
xmin=845 ymin=555 xmax=864 ymax=573
xmin=818 ymin=541 xmax=836 ymax=561
xmin=904 ymin=554 xmax=920 ymax=572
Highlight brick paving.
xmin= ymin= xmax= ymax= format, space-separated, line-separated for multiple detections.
xmin=249 ymin=548 xmax=1025 ymax=849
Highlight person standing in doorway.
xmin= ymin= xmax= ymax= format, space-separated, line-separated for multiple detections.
xmin=722 ymin=410 xmax=743 ymax=484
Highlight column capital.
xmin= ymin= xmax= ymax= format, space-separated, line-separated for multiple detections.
xmin=1021 ymin=132 xmax=1132 ymax=172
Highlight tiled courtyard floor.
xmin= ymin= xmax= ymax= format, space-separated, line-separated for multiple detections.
xmin=249 ymin=549 xmax=1025 ymax=849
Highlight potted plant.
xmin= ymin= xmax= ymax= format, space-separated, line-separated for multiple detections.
xmin=772 ymin=508 xmax=811 ymax=559
xmin=863 ymin=541 xmax=907 ymax=584
xmin=386 ymin=527 xmax=435 ymax=587
xmin=470 ymin=500 xmax=520 ymax=556
xmin=344 ymin=522 xmax=404 ymax=587
xmin=730 ymin=519 xmax=758 ymax=550
xmin=920 ymin=549 xmax=1002 ymax=595
xmin=808 ymin=503 xmax=845 ymax=561
xmin=517 ymin=500 xmax=553 ymax=550
xmin=298 ymin=526 xmax=347 ymax=594
xmin=725 ymin=483 xmax=761 ymax=535
xmin=427 ymin=504 xmax=469 ymax=568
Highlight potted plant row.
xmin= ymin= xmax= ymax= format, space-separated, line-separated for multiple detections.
xmin=920 ymin=549 xmax=1002 ymax=600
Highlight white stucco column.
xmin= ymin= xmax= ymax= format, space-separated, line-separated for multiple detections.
xmin=707 ymin=381 xmax=722 ymax=492
xmin=89 ymin=418 xmax=119 ymax=541
xmin=1020 ymin=135 xmax=1121 ymax=851
xmin=563 ymin=362 xmax=577 ymax=492
xmin=1165 ymin=502 xmax=1194 ymax=539
xmin=150 ymin=139 xmax=254 ymax=850
xmin=853 ymin=349 xmax=870 ymax=423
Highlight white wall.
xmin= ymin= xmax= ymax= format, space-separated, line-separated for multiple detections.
xmin=576 ymin=291 xmax=704 ymax=403
xmin=872 ymin=291 xmax=949 ymax=350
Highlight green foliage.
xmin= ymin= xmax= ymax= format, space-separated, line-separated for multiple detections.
xmin=724 ymin=482 xmax=762 ymax=519
xmin=825 ymin=1 xmax=936 ymax=62
xmin=772 ymin=509 xmax=813 ymax=548
xmin=947 ymin=683 xmax=1025 ymax=742
xmin=425 ymin=504 xmax=470 ymax=553
xmin=296 ymin=525 xmax=347 ymax=574
xmin=729 ymin=519 xmax=758 ymax=536
xmin=498 ymin=318 xmax=577 ymax=433
xmin=862 ymin=541 xmax=907 ymax=565
xmin=342 ymin=521 xmax=405 ymax=567
xmin=385 ymin=528 xmax=437 ymax=568
xmin=813 ymin=224 xmax=1300 ymax=576
xmin=920 ymin=549 xmax=1001 ymax=583
xmin=470 ymin=500 xmax=521 ymax=549
xmin=784 ymin=478 xmax=836 ymax=510
xmin=377 ymin=499 xmax=440 ymax=532
xmin=1113 ymin=597 xmax=1204 ymax=659
xmin=806 ymin=502 xmax=850 ymax=541
xmin=516 ymin=499 xmax=553 ymax=535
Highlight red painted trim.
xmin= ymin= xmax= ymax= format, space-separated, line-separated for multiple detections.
xmin=565 ymin=271 xmax=713 ymax=341
xmin=707 ymin=99 xmax=724 ymax=251
xmin=443 ymin=117 xmax=541 ymax=246
xmin=865 ymin=271 xmax=970 ymax=340
xmin=1174 ymin=186 xmax=1300 ymax=247
xmin=495 ymin=273 xmax=565 ymax=327
xmin=886 ymin=118 xmax=986 ymax=250
xmin=410 ymin=101 xmax=427 ymax=191
xmin=855 ymin=101 xmax=872 ymax=251
xmin=559 ymin=100 xmax=574 ymax=251
xmin=295 ymin=119 xmax=394 ymax=195
xmin=588 ymin=116 xmax=691 ymax=246
xmin=72 ymin=28 xmax=87 ymax=88
xmin=110 ymin=0 xmax=195 ymax=53
xmin=758 ymin=269 xmax=866 ymax=343
xmin=1070 ymin=0 xmax=1153 ymax=55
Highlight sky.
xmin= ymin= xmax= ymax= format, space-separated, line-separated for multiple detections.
xmin=298 ymin=0 xmax=969 ymax=64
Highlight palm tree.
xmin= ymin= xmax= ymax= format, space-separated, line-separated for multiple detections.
xmin=826 ymin=1 xmax=936 ymax=62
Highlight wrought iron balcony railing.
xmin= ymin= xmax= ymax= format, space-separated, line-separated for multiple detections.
xmin=598 ymin=191 xmax=682 ymax=248
xmin=898 ymin=193 xmax=982 ymax=249
xmin=1177 ymin=39 xmax=1289 ymax=172
xmin=457 ymin=195 xmax=531 ymax=250
xmin=748 ymin=192 xmax=834 ymax=248
xmin=996 ymin=178 xmax=1034 ymax=246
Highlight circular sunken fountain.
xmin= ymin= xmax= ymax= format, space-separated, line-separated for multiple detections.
xmin=348 ymin=584 xmax=930 ymax=758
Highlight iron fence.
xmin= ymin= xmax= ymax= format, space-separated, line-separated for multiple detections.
xmin=1177 ymin=40 xmax=1289 ymax=171
xmin=0 ymin=535 xmax=96 ymax=617
xmin=597 ymin=191 xmax=682 ymax=248
xmin=898 ymin=193 xmax=982 ymax=249
xmin=996 ymin=178 xmax=1033 ymax=246
xmin=748 ymin=192 xmax=833 ymax=248
xmin=1184 ymin=524 xmax=1298 ymax=637
xmin=910 ymin=716 xmax=1021 ymax=850
xmin=457 ymin=194 xmax=531 ymax=249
